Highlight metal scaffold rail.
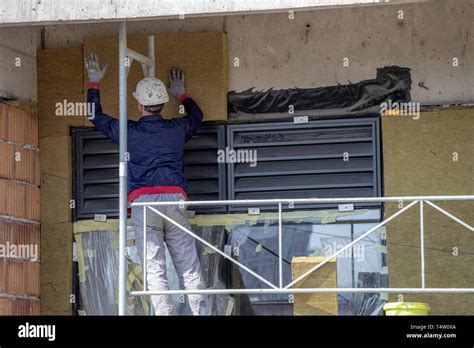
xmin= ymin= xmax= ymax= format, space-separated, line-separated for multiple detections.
xmin=118 ymin=21 xmax=156 ymax=315
xmin=119 ymin=195 xmax=474 ymax=313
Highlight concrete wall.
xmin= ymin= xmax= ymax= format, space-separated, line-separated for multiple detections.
xmin=1 ymin=0 xmax=423 ymax=26
xmin=0 ymin=26 xmax=41 ymax=101
xmin=42 ymin=0 xmax=473 ymax=105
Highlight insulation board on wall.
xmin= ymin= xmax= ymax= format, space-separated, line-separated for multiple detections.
xmin=83 ymin=32 xmax=228 ymax=122
xmin=37 ymin=48 xmax=86 ymax=138
xmin=382 ymin=108 xmax=474 ymax=315
xmin=37 ymin=48 xmax=85 ymax=315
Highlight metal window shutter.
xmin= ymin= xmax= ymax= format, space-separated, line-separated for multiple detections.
xmin=227 ymin=118 xmax=381 ymax=211
xmin=72 ymin=125 xmax=226 ymax=220
xmin=184 ymin=125 xmax=226 ymax=213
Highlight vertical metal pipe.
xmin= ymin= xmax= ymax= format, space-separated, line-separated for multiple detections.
xmin=143 ymin=206 xmax=147 ymax=291
xmin=118 ymin=21 xmax=128 ymax=316
xmin=420 ymin=200 xmax=425 ymax=288
xmin=147 ymin=35 xmax=155 ymax=78
xmin=278 ymin=203 xmax=283 ymax=288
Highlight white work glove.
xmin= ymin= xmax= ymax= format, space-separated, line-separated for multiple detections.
xmin=84 ymin=53 xmax=108 ymax=83
xmin=168 ymin=68 xmax=186 ymax=97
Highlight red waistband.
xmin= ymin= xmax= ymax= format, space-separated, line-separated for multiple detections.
xmin=127 ymin=186 xmax=189 ymax=202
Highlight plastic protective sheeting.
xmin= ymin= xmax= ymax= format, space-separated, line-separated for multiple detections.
xmin=152 ymin=225 xmax=231 ymax=315
xmin=229 ymin=210 xmax=387 ymax=315
xmin=74 ymin=227 xmax=149 ymax=315
xmin=74 ymin=223 xmax=232 ymax=315
xmin=227 ymin=66 xmax=411 ymax=117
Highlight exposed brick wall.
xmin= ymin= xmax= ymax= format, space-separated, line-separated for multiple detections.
xmin=0 ymin=103 xmax=40 ymax=315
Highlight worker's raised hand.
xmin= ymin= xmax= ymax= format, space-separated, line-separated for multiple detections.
xmin=168 ymin=68 xmax=186 ymax=97
xmin=84 ymin=53 xmax=108 ymax=83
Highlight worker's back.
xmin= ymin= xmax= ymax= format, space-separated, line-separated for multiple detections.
xmin=86 ymin=60 xmax=203 ymax=198
xmin=127 ymin=115 xmax=188 ymax=194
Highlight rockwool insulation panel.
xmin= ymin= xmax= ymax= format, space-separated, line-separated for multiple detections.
xmin=83 ymin=32 xmax=228 ymax=122
xmin=40 ymin=222 xmax=73 ymax=315
xmin=382 ymin=108 xmax=474 ymax=315
xmin=40 ymin=136 xmax=72 ymax=224
xmin=291 ymin=256 xmax=338 ymax=315
xmin=37 ymin=48 xmax=86 ymax=138
xmin=37 ymin=48 xmax=84 ymax=314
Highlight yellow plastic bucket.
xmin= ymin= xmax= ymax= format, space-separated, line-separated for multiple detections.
xmin=383 ymin=302 xmax=430 ymax=316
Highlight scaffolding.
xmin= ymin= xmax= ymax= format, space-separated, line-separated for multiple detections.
xmin=117 ymin=22 xmax=156 ymax=315
xmin=123 ymin=196 xmax=474 ymax=313
xmin=115 ymin=21 xmax=474 ymax=315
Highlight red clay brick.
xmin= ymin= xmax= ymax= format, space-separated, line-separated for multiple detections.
xmin=0 ymin=104 xmax=38 ymax=147
xmin=0 ymin=104 xmax=7 ymax=140
xmin=0 ymin=219 xmax=40 ymax=260
xmin=6 ymin=259 xmax=40 ymax=297
xmin=0 ymin=298 xmax=40 ymax=315
xmin=6 ymin=106 xmax=25 ymax=144
xmin=0 ymin=179 xmax=7 ymax=217
xmin=14 ymin=146 xmax=40 ymax=185
xmin=6 ymin=220 xmax=40 ymax=251
xmin=0 ymin=298 xmax=9 ymax=315
xmin=0 ymin=180 xmax=40 ymax=221
xmin=0 ymin=141 xmax=15 ymax=180
xmin=0 ymin=258 xmax=6 ymax=293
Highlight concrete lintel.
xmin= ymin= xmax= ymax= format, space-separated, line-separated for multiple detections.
xmin=0 ymin=0 xmax=431 ymax=27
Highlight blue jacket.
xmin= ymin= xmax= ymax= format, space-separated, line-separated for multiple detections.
xmin=87 ymin=88 xmax=203 ymax=195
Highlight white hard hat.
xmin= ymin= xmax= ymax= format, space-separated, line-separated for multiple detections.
xmin=132 ymin=77 xmax=169 ymax=105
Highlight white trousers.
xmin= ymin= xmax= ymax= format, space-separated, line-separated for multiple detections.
xmin=131 ymin=193 xmax=211 ymax=315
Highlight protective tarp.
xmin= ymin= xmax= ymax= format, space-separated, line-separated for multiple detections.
xmin=74 ymin=209 xmax=387 ymax=316
xmin=227 ymin=66 xmax=411 ymax=118
xmin=160 ymin=225 xmax=231 ymax=315
xmin=74 ymin=227 xmax=149 ymax=315
xmin=74 ymin=223 xmax=232 ymax=315
xmin=228 ymin=209 xmax=387 ymax=315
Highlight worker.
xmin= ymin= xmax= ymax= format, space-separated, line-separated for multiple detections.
xmin=84 ymin=52 xmax=211 ymax=315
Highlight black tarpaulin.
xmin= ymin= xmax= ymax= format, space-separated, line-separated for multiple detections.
xmin=227 ymin=66 xmax=412 ymax=117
